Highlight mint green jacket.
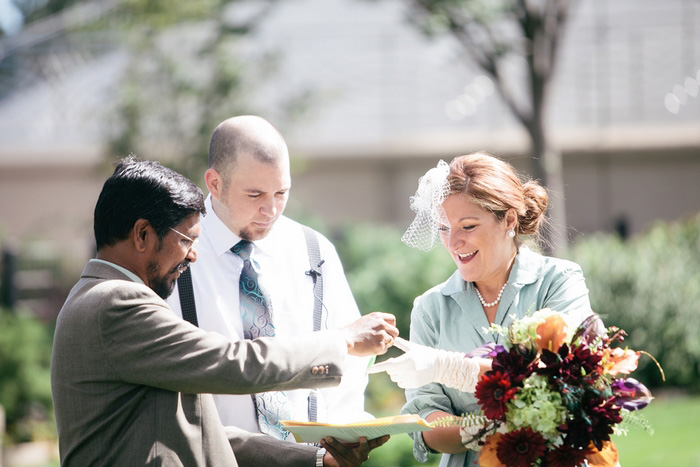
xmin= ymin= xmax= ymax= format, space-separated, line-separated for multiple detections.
xmin=402 ymin=247 xmax=592 ymax=467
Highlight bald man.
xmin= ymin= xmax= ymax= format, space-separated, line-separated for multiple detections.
xmin=166 ymin=116 xmax=376 ymax=466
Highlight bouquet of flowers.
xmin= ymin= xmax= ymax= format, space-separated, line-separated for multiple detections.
xmin=435 ymin=309 xmax=661 ymax=467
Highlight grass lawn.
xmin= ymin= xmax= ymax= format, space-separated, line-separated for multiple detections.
xmin=615 ymin=393 xmax=700 ymax=467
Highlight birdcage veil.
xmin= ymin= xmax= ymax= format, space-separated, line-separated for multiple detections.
xmin=401 ymin=160 xmax=451 ymax=251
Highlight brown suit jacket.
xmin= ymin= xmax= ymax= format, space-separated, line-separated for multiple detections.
xmin=51 ymin=261 xmax=345 ymax=466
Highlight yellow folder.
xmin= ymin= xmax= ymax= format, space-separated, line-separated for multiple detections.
xmin=281 ymin=414 xmax=432 ymax=443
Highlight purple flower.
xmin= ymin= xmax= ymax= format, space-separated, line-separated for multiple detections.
xmin=466 ymin=342 xmax=506 ymax=359
xmin=612 ymin=378 xmax=653 ymax=411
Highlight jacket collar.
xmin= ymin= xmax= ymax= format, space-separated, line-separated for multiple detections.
xmin=439 ymin=246 xmax=544 ymax=345
xmin=82 ymin=259 xmax=137 ymax=282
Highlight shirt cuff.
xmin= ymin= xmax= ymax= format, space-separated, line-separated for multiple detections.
xmin=327 ymin=329 xmax=348 ymax=360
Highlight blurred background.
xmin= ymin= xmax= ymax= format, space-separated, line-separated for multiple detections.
xmin=0 ymin=0 xmax=699 ymax=465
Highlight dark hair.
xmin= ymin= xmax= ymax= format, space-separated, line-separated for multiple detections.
xmin=94 ymin=156 xmax=206 ymax=250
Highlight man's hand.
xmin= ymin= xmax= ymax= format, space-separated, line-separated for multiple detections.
xmin=341 ymin=312 xmax=398 ymax=356
xmin=321 ymin=435 xmax=390 ymax=467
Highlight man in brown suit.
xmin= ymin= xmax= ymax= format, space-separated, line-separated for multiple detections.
xmin=50 ymin=157 xmax=396 ymax=466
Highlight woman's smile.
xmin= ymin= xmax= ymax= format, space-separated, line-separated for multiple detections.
xmin=456 ymin=250 xmax=478 ymax=263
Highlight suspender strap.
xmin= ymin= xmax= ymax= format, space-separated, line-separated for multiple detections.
xmin=178 ymin=267 xmax=199 ymax=327
xmin=302 ymin=226 xmax=324 ymax=332
xmin=302 ymin=225 xmax=324 ymax=422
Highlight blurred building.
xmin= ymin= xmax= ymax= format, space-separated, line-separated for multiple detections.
xmin=1 ymin=0 xmax=699 ymax=264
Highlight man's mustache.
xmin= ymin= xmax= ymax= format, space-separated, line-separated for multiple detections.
xmin=174 ymin=260 xmax=191 ymax=274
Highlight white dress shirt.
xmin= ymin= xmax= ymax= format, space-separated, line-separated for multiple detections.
xmin=167 ymin=195 xmax=371 ymax=436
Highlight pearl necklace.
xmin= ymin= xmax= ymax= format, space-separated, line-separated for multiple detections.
xmin=475 ymin=282 xmax=508 ymax=308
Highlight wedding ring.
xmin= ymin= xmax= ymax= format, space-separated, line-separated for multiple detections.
xmin=385 ymin=336 xmax=394 ymax=347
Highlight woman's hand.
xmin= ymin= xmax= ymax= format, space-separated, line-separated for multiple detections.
xmin=367 ymin=337 xmax=490 ymax=392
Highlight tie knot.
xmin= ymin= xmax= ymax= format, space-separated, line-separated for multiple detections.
xmin=231 ymin=240 xmax=254 ymax=260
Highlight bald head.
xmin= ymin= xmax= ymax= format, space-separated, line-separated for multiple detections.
xmin=205 ymin=116 xmax=292 ymax=240
xmin=208 ymin=116 xmax=289 ymax=185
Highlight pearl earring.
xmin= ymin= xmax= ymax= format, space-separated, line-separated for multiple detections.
xmin=507 ymin=229 xmax=515 ymax=239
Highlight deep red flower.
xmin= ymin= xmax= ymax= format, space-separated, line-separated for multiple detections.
xmin=544 ymin=443 xmax=590 ymax=467
xmin=538 ymin=343 xmax=602 ymax=386
xmin=563 ymin=393 xmax=623 ymax=450
xmin=491 ymin=346 xmax=536 ymax=384
xmin=496 ymin=427 xmax=547 ymax=467
xmin=475 ymin=371 xmax=518 ymax=420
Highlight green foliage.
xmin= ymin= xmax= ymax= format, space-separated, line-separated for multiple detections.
xmin=428 ymin=412 xmax=487 ymax=429
xmin=105 ymin=3 xmax=255 ymax=184
xmin=102 ymin=0 xmax=316 ymax=184
xmin=616 ymin=409 xmax=654 ymax=437
xmin=568 ymin=213 xmax=700 ymax=391
xmin=409 ymin=0 xmax=515 ymax=36
xmin=0 ymin=309 xmax=55 ymax=443
xmin=334 ymin=222 xmax=455 ymax=339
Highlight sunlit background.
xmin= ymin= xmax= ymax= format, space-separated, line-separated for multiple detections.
xmin=1 ymin=0 xmax=699 ymax=466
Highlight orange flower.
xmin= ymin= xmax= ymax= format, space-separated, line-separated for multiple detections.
xmin=478 ymin=433 xmax=506 ymax=467
xmin=605 ymin=347 xmax=640 ymax=375
xmin=536 ymin=313 xmax=568 ymax=353
xmin=585 ymin=440 xmax=619 ymax=467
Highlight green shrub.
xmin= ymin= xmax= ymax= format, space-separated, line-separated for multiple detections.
xmin=0 ymin=309 xmax=55 ymax=443
xmin=568 ymin=213 xmax=700 ymax=391
xmin=335 ymin=223 xmax=455 ymax=339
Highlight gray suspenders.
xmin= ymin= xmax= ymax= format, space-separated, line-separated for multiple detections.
xmin=177 ymin=225 xmax=325 ymax=422
xmin=301 ymin=226 xmax=325 ymax=423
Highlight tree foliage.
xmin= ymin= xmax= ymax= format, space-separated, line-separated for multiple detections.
xmin=104 ymin=0 xmax=286 ymax=184
xmin=0 ymin=309 xmax=54 ymax=443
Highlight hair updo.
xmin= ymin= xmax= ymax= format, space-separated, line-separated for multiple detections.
xmin=447 ymin=151 xmax=549 ymax=238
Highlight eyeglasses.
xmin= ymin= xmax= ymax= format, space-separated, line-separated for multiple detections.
xmin=169 ymin=227 xmax=199 ymax=250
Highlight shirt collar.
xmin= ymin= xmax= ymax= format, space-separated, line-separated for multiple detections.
xmin=202 ymin=194 xmax=243 ymax=256
xmin=441 ymin=245 xmax=543 ymax=296
xmin=89 ymin=259 xmax=144 ymax=284
xmin=202 ymin=194 xmax=275 ymax=258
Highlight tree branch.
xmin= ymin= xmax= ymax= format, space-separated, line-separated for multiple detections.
xmin=411 ymin=0 xmax=532 ymax=125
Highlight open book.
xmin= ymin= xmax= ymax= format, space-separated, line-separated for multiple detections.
xmin=281 ymin=414 xmax=432 ymax=443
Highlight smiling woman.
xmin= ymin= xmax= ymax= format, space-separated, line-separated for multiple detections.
xmin=370 ymin=152 xmax=597 ymax=467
